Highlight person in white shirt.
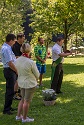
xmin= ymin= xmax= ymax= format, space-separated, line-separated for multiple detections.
xmin=51 ymin=37 xmax=72 ymax=94
xmin=15 ymin=43 xmax=39 ymax=123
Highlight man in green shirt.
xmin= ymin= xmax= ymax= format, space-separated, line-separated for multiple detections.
xmin=34 ymin=37 xmax=47 ymax=86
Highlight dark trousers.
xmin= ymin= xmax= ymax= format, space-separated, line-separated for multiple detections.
xmin=3 ymin=68 xmax=16 ymax=112
xmin=51 ymin=63 xmax=63 ymax=93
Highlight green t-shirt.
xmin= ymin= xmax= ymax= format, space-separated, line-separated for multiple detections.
xmin=34 ymin=44 xmax=46 ymax=65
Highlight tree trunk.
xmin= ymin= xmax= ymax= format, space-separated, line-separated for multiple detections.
xmin=45 ymin=40 xmax=48 ymax=53
xmin=75 ymin=32 xmax=77 ymax=47
xmin=64 ymin=19 xmax=68 ymax=51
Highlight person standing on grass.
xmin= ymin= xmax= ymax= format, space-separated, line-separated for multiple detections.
xmin=34 ymin=37 xmax=47 ymax=87
xmin=1 ymin=34 xmax=17 ymax=115
xmin=15 ymin=43 xmax=39 ymax=123
xmin=12 ymin=33 xmax=25 ymax=100
xmin=51 ymin=37 xmax=72 ymax=94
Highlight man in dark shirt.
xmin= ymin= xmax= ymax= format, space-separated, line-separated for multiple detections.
xmin=12 ymin=33 xmax=25 ymax=100
xmin=12 ymin=33 xmax=25 ymax=58
xmin=12 ymin=42 xmax=22 ymax=57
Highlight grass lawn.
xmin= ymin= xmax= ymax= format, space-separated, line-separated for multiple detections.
xmin=0 ymin=56 xmax=84 ymax=125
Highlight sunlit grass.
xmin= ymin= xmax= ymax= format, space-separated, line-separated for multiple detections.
xmin=0 ymin=82 xmax=5 ymax=84
xmin=0 ymin=56 xmax=84 ymax=125
xmin=57 ymin=98 xmax=73 ymax=104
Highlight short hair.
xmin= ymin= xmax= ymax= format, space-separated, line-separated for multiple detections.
xmin=56 ymin=37 xmax=64 ymax=42
xmin=6 ymin=34 xmax=16 ymax=42
xmin=20 ymin=43 xmax=31 ymax=53
xmin=17 ymin=33 xmax=25 ymax=40
xmin=38 ymin=37 xmax=43 ymax=42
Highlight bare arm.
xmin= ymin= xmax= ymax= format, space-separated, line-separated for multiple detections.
xmin=8 ymin=61 xmax=18 ymax=74
xmin=59 ymin=52 xmax=72 ymax=57
xmin=36 ymin=56 xmax=46 ymax=63
xmin=36 ymin=56 xmax=43 ymax=62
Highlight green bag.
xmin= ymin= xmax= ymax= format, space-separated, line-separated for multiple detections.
xmin=51 ymin=57 xmax=62 ymax=83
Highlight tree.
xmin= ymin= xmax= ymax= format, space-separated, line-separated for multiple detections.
xmin=30 ymin=0 xmax=84 ymax=50
xmin=22 ymin=9 xmax=33 ymax=42
xmin=0 ymin=0 xmax=31 ymax=45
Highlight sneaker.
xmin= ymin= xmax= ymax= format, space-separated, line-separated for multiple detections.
xmin=13 ymin=95 xmax=21 ymax=100
xmin=36 ymin=83 xmax=43 ymax=88
xmin=16 ymin=115 xmax=23 ymax=120
xmin=39 ymin=83 xmax=43 ymax=87
xmin=22 ymin=117 xmax=34 ymax=123
xmin=36 ymin=84 xmax=40 ymax=88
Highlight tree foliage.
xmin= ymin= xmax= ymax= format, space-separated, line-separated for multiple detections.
xmin=30 ymin=0 xmax=84 ymax=50
xmin=0 ymin=0 xmax=31 ymax=45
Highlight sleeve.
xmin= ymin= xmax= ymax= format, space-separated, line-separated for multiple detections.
xmin=4 ymin=48 xmax=12 ymax=63
xmin=53 ymin=47 xmax=61 ymax=55
xmin=34 ymin=46 xmax=39 ymax=56
xmin=31 ymin=61 xmax=40 ymax=79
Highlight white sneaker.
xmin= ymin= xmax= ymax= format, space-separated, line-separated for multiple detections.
xmin=22 ymin=117 xmax=34 ymax=123
xmin=16 ymin=115 xmax=23 ymax=120
xmin=36 ymin=84 xmax=39 ymax=88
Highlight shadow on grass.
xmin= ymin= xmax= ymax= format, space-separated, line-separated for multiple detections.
xmin=0 ymin=62 xmax=84 ymax=125
xmin=29 ymin=80 xmax=84 ymax=125
xmin=45 ymin=62 xmax=84 ymax=79
xmin=63 ymin=64 xmax=84 ymax=75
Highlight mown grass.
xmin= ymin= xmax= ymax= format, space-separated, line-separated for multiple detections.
xmin=0 ymin=56 xmax=84 ymax=125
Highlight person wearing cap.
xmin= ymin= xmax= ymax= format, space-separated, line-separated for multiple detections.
xmin=51 ymin=37 xmax=72 ymax=94
xmin=1 ymin=34 xmax=17 ymax=115
xmin=15 ymin=43 xmax=39 ymax=123
xmin=12 ymin=33 xmax=25 ymax=100
xmin=34 ymin=37 xmax=47 ymax=87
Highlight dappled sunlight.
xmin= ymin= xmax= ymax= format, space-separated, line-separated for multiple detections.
xmin=64 ymin=57 xmax=84 ymax=65
xmin=0 ymin=66 xmax=3 ymax=69
xmin=57 ymin=97 xmax=73 ymax=104
xmin=64 ymin=73 xmax=84 ymax=87
xmin=43 ymin=77 xmax=51 ymax=81
xmin=0 ymin=88 xmax=3 ymax=91
xmin=35 ymin=91 xmax=43 ymax=98
xmin=0 ymin=82 xmax=5 ymax=84
xmin=46 ymin=59 xmax=52 ymax=64
xmin=0 ymin=57 xmax=84 ymax=125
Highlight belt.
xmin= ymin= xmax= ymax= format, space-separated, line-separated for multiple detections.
xmin=4 ymin=67 xmax=11 ymax=70
xmin=53 ymin=61 xmax=62 ymax=64
xmin=4 ymin=67 xmax=10 ymax=69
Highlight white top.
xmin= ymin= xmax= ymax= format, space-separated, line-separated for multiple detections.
xmin=15 ymin=56 xmax=40 ymax=89
xmin=52 ymin=43 xmax=64 ymax=62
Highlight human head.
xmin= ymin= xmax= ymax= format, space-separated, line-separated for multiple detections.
xmin=56 ymin=37 xmax=64 ymax=46
xmin=6 ymin=33 xmax=16 ymax=46
xmin=17 ymin=33 xmax=25 ymax=44
xmin=38 ymin=37 xmax=44 ymax=45
xmin=20 ymin=43 xmax=31 ymax=54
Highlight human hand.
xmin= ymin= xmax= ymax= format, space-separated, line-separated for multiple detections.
xmin=64 ymin=50 xmax=71 ymax=53
xmin=42 ymin=59 xmax=46 ymax=63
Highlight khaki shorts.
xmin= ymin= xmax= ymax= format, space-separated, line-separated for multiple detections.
xmin=21 ymin=87 xmax=36 ymax=102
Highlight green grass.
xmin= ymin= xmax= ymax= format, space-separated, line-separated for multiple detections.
xmin=0 ymin=57 xmax=84 ymax=125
